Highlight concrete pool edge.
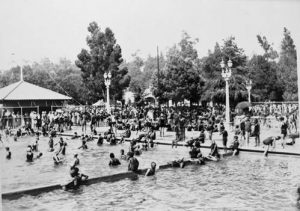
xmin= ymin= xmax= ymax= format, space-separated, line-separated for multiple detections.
xmin=59 ymin=133 xmax=300 ymax=156
xmin=2 ymin=152 xmax=234 ymax=200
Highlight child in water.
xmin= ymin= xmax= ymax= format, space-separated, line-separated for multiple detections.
xmin=109 ymin=153 xmax=121 ymax=166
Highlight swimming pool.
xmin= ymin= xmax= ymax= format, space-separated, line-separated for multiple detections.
xmin=0 ymin=135 xmax=192 ymax=192
xmin=2 ymin=147 xmax=300 ymax=210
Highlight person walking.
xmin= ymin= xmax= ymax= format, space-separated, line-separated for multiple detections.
xmin=253 ymin=119 xmax=260 ymax=147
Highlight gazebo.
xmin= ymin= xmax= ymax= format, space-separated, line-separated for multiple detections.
xmin=0 ymin=79 xmax=71 ymax=116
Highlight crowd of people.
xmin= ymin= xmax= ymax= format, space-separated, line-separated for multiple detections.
xmin=1 ymin=102 xmax=299 ymax=189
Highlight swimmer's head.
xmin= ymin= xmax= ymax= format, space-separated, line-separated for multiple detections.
xmin=74 ymin=154 xmax=78 ymax=158
xmin=151 ymin=162 xmax=156 ymax=168
xmin=128 ymin=152 xmax=134 ymax=158
xmin=5 ymin=147 xmax=9 ymax=151
xmin=110 ymin=153 xmax=115 ymax=158
xmin=234 ymin=136 xmax=238 ymax=140
xmin=120 ymin=149 xmax=124 ymax=154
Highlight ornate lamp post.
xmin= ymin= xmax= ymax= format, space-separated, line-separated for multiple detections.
xmin=246 ymin=79 xmax=252 ymax=103
xmin=104 ymin=71 xmax=112 ymax=114
xmin=220 ymin=58 xmax=232 ymax=130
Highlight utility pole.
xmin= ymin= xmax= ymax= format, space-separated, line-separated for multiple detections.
xmin=157 ymin=46 xmax=160 ymax=111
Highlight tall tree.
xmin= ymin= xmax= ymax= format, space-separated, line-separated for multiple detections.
xmin=256 ymin=35 xmax=278 ymax=61
xmin=75 ymin=22 xmax=130 ymax=104
xmin=158 ymin=32 xmax=204 ymax=105
xmin=202 ymin=37 xmax=249 ymax=106
xmin=277 ymin=27 xmax=297 ymax=101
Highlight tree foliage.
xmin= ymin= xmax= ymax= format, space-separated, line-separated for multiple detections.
xmin=277 ymin=27 xmax=298 ymax=101
xmin=75 ymin=22 xmax=130 ymax=103
xmin=155 ymin=32 xmax=204 ymax=105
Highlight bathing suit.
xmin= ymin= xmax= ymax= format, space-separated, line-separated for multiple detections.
xmin=146 ymin=168 xmax=155 ymax=176
xmin=97 ymin=137 xmax=103 ymax=145
xmin=109 ymin=158 xmax=121 ymax=166
xmin=263 ymin=137 xmax=274 ymax=146
xmin=26 ymin=152 xmax=33 ymax=162
xmin=128 ymin=157 xmax=139 ymax=171
xmin=6 ymin=151 xmax=11 ymax=159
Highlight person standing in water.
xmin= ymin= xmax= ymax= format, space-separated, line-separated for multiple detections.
xmin=6 ymin=147 xmax=11 ymax=159
xmin=71 ymin=154 xmax=80 ymax=168
xmin=128 ymin=152 xmax=139 ymax=172
xmin=145 ymin=162 xmax=156 ymax=176
xmin=108 ymin=153 xmax=121 ymax=166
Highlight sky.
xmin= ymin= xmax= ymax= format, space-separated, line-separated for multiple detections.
xmin=0 ymin=0 xmax=299 ymax=70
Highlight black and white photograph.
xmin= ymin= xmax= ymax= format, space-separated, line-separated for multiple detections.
xmin=1 ymin=0 xmax=300 ymax=210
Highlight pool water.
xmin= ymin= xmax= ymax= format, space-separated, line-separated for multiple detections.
xmin=2 ymin=150 xmax=300 ymax=210
xmin=0 ymin=135 xmax=191 ymax=192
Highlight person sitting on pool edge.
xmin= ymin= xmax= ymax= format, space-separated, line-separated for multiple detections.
xmin=189 ymin=141 xmax=202 ymax=159
xmin=109 ymin=153 xmax=121 ymax=166
xmin=229 ymin=136 xmax=240 ymax=156
xmin=168 ymin=158 xmax=185 ymax=168
xmin=128 ymin=152 xmax=139 ymax=172
xmin=71 ymin=132 xmax=79 ymax=139
xmin=6 ymin=147 xmax=11 ymax=159
xmin=206 ymin=140 xmax=220 ymax=161
xmin=263 ymin=136 xmax=281 ymax=157
xmin=145 ymin=162 xmax=156 ymax=176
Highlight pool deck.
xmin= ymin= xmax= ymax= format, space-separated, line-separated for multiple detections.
xmin=64 ymin=124 xmax=300 ymax=155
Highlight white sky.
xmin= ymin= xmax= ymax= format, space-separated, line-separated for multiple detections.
xmin=0 ymin=0 xmax=299 ymax=70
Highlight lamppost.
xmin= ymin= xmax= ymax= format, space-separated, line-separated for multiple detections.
xmin=246 ymin=79 xmax=252 ymax=103
xmin=220 ymin=58 xmax=232 ymax=130
xmin=104 ymin=71 xmax=112 ymax=114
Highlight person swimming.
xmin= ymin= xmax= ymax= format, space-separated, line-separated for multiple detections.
xmin=109 ymin=153 xmax=121 ymax=166
xmin=71 ymin=132 xmax=79 ymax=139
xmin=6 ymin=147 xmax=11 ymax=159
xmin=145 ymin=162 xmax=156 ymax=176
xmin=128 ymin=152 xmax=139 ymax=172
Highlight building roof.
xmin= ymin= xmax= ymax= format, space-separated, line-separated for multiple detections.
xmin=0 ymin=80 xmax=72 ymax=101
